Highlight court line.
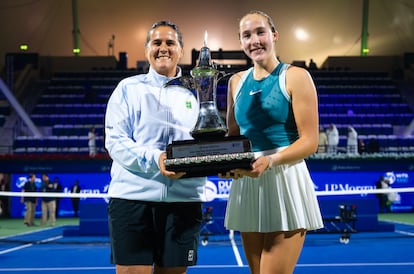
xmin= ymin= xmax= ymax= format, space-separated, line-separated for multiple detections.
xmin=1 ymin=262 xmax=414 ymax=272
xmin=228 ymin=230 xmax=244 ymax=266
xmin=396 ymin=230 xmax=414 ymax=237
xmin=0 ymin=243 xmax=33 ymax=255
xmin=0 ymin=235 xmax=63 ymax=255
xmin=296 ymin=262 xmax=414 ymax=267
xmin=191 ymin=265 xmax=248 ymax=268
xmin=0 ymin=224 xmax=66 ymax=240
xmin=0 ymin=267 xmax=114 ymax=272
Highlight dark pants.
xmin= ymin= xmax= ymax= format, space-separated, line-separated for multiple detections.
xmin=378 ymin=194 xmax=389 ymax=213
xmin=72 ymin=198 xmax=80 ymax=216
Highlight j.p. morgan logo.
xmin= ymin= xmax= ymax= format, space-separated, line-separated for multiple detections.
xmin=324 ymin=183 xmax=374 ymax=196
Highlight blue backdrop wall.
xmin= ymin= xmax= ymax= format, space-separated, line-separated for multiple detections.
xmin=10 ymin=169 xmax=414 ymax=218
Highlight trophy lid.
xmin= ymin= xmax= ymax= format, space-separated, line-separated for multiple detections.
xmin=198 ymin=47 xmax=212 ymax=67
xmin=197 ymin=31 xmax=212 ymax=67
xmin=191 ymin=31 xmax=217 ymax=78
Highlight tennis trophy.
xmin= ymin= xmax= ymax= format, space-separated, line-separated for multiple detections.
xmin=163 ymin=32 xmax=254 ymax=177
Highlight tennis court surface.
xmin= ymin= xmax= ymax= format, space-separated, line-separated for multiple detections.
xmin=1 ymin=219 xmax=413 ymax=274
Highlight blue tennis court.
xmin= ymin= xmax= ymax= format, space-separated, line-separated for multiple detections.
xmin=1 ymin=221 xmax=413 ymax=274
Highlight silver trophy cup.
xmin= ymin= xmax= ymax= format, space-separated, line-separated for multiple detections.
xmin=163 ymin=33 xmax=253 ymax=177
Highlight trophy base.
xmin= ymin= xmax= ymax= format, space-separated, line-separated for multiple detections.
xmin=191 ymin=129 xmax=227 ymax=140
xmin=165 ymin=135 xmax=254 ymax=178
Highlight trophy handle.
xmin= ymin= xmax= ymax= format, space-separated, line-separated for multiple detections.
xmin=164 ymin=76 xmax=197 ymax=98
xmin=217 ymin=71 xmax=234 ymax=85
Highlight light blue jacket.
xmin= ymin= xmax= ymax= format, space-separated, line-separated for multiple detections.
xmin=105 ymin=67 xmax=207 ymax=202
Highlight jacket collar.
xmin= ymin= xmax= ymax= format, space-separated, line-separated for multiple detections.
xmin=148 ymin=66 xmax=182 ymax=87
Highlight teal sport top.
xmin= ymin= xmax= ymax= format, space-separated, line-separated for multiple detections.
xmin=234 ymin=63 xmax=299 ymax=152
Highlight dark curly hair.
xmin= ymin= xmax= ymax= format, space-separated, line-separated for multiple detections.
xmin=145 ymin=21 xmax=183 ymax=48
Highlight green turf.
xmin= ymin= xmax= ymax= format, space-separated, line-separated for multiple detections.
xmin=0 ymin=217 xmax=79 ymax=237
xmin=378 ymin=212 xmax=414 ymax=225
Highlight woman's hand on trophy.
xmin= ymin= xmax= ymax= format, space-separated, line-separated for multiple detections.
xmin=244 ymin=156 xmax=271 ymax=178
xmin=224 ymin=156 xmax=269 ymax=179
xmin=219 ymin=156 xmax=270 ymax=179
xmin=159 ymin=152 xmax=186 ymax=179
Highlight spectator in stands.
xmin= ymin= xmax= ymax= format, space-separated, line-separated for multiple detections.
xmin=21 ymin=173 xmax=38 ymax=226
xmin=40 ymin=173 xmax=56 ymax=226
xmin=88 ymin=127 xmax=97 ymax=158
xmin=358 ymin=139 xmax=366 ymax=154
xmin=104 ymin=21 xmax=207 ymax=274
xmin=70 ymin=179 xmax=81 ymax=217
xmin=318 ymin=126 xmax=328 ymax=153
xmin=326 ymin=123 xmax=339 ymax=154
xmin=222 ymin=10 xmax=323 ymax=274
xmin=53 ymin=177 xmax=63 ymax=218
xmin=308 ymin=58 xmax=318 ymax=70
xmin=347 ymin=126 xmax=358 ymax=154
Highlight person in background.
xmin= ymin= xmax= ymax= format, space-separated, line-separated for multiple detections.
xmin=21 ymin=173 xmax=38 ymax=226
xmin=0 ymin=175 xmax=9 ymax=218
xmin=308 ymin=58 xmax=318 ymax=71
xmin=326 ymin=123 xmax=339 ymax=154
xmin=223 ymin=10 xmax=323 ymax=274
xmin=346 ymin=125 xmax=358 ymax=154
xmin=40 ymin=173 xmax=56 ymax=226
xmin=358 ymin=138 xmax=366 ymax=154
xmin=70 ymin=179 xmax=81 ymax=217
xmin=53 ymin=177 xmax=63 ymax=218
xmin=104 ymin=20 xmax=207 ymax=274
xmin=375 ymin=175 xmax=390 ymax=213
xmin=88 ymin=126 xmax=97 ymax=158
xmin=317 ymin=126 xmax=328 ymax=153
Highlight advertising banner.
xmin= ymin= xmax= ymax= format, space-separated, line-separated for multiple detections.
xmin=10 ymin=170 xmax=414 ymax=218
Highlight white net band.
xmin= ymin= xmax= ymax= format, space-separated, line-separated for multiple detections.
xmin=1 ymin=187 xmax=414 ymax=199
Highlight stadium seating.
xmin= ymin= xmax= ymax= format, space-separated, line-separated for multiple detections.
xmin=8 ymin=68 xmax=414 ymax=154
xmin=314 ymin=70 xmax=414 ymax=153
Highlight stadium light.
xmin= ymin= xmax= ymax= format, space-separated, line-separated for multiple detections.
xmin=19 ymin=44 xmax=28 ymax=51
